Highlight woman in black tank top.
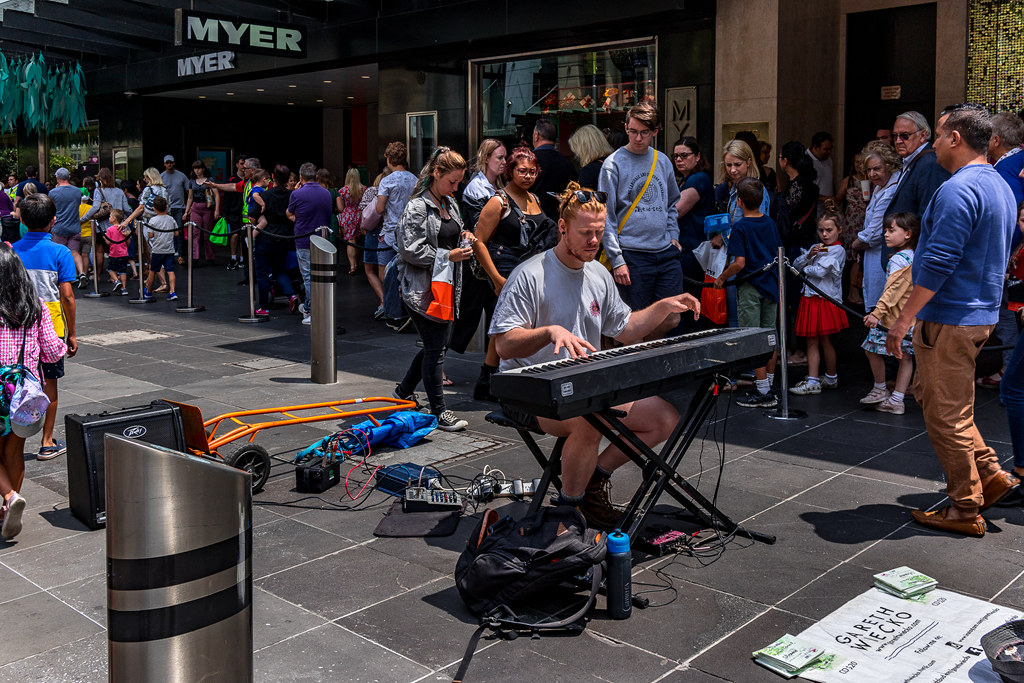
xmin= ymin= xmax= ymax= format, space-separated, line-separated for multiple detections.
xmin=473 ymin=147 xmax=547 ymax=294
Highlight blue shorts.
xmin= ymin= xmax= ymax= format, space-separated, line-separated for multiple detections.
xmin=150 ymin=253 xmax=175 ymax=273
xmin=364 ymin=230 xmax=397 ymax=266
xmin=108 ymin=256 xmax=129 ymax=275
xmin=43 ymin=357 xmax=65 ymax=380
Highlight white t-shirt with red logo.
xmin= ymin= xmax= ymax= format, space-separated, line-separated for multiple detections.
xmin=490 ymin=249 xmax=631 ymax=371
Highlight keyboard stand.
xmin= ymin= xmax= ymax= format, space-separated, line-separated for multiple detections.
xmin=583 ymin=376 xmax=776 ymax=547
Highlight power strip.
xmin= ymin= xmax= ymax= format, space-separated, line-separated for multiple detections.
xmin=403 ymin=487 xmax=463 ymax=512
xmin=468 ymin=478 xmax=541 ymax=502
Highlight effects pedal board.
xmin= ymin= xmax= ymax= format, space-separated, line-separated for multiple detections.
xmin=403 ymin=487 xmax=463 ymax=512
xmin=635 ymin=528 xmax=691 ymax=556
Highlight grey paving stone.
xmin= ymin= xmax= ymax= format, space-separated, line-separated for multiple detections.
xmin=49 ymin=573 xmax=107 ymax=627
xmin=0 ymin=564 xmax=41 ymax=605
xmin=256 ymin=543 xmax=446 ymax=620
xmin=0 ymin=592 xmax=103 ymax=667
xmin=587 ymin=576 xmax=768 ymax=663
xmin=0 ymin=631 xmax=108 ymax=683
xmin=252 ymin=586 xmax=329 ymax=650
xmin=789 ymin=472 xmax=936 ymax=524
xmin=251 ymin=516 xmax=352 ymax=580
xmin=688 ymin=608 xmax=815 ymax=682
xmin=254 ymin=622 xmax=430 ymax=682
xmin=0 ymin=530 xmax=105 ymax=590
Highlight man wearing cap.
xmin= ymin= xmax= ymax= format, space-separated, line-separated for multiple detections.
xmin=49 ymin=168 xmax=89 ymax=286
xmin=161 ymin=155 xmax=191 ymax=259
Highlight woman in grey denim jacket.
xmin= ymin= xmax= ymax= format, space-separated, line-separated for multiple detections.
xmin=394 ymin=147 xmax=477 ymax=431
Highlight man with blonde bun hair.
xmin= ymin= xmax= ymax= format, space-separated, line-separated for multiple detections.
xmin=491 ymin=182 xmax=699 ymax=529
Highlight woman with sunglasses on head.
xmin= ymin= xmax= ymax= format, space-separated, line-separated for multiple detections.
xmin=468 ymin=146 xmax=554 ymax=401
xmin=392 ymin=147 xmax=476 ymax=432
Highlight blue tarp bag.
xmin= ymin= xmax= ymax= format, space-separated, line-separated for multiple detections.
xmin=294 ymin=411 xmax=437 ymax=463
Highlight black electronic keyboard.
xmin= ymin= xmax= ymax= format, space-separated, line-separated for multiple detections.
xmin=490 ymin=327 xmax=777 ymax=420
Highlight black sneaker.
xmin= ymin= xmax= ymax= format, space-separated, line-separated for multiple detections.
xmin=77 ymin=274 xmax=88 ymax=289
xmin=392 ymin=386 xmax=420 ymax=408
xmin=112 ymin=281 xmax=123 ymax=293
xmin=435 ymin=410 xmax=468 ymax=432
xmin=737 ymin=391 xmax=778 ymax=408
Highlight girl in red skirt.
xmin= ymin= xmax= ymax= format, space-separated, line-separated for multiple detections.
xmin=790 ymin=210 xmax=848 ymax=395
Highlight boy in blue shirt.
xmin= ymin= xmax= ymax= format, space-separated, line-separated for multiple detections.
xmin=714 ymin=177 xmax=781 ymax=407
xmin=11 ymin=194 xmax=76 ymax=459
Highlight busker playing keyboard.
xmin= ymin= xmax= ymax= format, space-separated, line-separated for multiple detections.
xmin=489 ymin=182 xmax=701 ymax=529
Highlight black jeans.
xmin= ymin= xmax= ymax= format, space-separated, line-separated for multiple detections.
xmin=398 ymin=310 xmax=453 ymax=414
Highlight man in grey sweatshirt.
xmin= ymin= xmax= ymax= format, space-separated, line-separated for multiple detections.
xmin=598 ymin=102 xmax=683 ymax=320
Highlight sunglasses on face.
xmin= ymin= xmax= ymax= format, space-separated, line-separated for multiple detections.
xmin=894 ymin=131 xmax=918 ymax=141
xmin=672 ymin=152 xmax=694 ymax=161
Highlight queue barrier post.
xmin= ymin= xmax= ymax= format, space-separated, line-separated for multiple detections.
xmin=105 ymin=434 xmax=253 ymax=682
xmin=128 ymin=219 xmax=154 ymax=304
xmin=177 ymin=221 xmax=205 ymax=314
xmin=766 ymin=247 xmax=806 ymax=420
xmin=310 ymin=234 xmax=337 ymax=384
xmin=238 ymin=224 xmax=267 ymax=323
xmin=85 ymin=230 xmax=109 ymax=299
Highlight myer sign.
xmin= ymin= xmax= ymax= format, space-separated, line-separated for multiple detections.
xmin=174 ymin=9 xmax=306 ymax=58
xmin=178 ymin=51 xmax=236 ymax=78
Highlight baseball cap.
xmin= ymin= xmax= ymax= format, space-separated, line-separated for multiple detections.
xmin=54 ymin=167 xmax=70 ymax=180
xmin=163 ymin=155 xmax=175 ymax=163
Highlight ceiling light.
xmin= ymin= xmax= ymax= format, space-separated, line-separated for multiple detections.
xmin=256 ymin=88 xmax=265 ymax=92
xmin=288 ymin=102 xmax=295 ymax=106
xmin=346 ymin=96 xmax=354 ymax=100
xmin=288 ymin=84 xmax=297 ymax=88
xmin=198 ymin=95 xmax=206 ymax=99
xmin=360 ymin=75 xmax=370 ymax=79
xmin=226 ymin=92 xmax=234 ymax=95
xmin=316 ymin=99 xmax=324 ymax=103
xmin=323 ymin=80 xmax=332 ymax=84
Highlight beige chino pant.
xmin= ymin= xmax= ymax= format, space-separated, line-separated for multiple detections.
xmin=913 ymin=320 xmax=1000 ymax=511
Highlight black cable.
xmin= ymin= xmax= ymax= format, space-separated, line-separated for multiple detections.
xmin=681 ymin=258 xmax=778 ymax=289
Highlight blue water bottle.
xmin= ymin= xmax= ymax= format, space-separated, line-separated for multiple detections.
xmin=606 ymin=529 xmax=632 ymax=619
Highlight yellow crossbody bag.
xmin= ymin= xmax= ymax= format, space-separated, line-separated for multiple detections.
xmin=598 ymin=150 xmax=659 ymax=271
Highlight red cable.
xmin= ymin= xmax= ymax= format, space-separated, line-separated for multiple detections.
xmin=343 ymin=428 xmax=379 ymax=500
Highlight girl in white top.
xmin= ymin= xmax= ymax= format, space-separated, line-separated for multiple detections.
xmin=790 ymin=208 xmax=848 ymax=395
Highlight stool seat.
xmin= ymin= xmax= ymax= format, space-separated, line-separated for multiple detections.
xmin=485 ymin=409 xmax=544 ymax=435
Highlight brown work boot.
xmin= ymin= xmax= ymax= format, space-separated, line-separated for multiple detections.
xmin=579 ymin=473 xmax=624 ymax=531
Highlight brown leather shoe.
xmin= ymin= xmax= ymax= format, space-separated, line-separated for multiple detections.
xmin=981 ymin=471 xmax=1021 ymax=511
xmin=579 ymin=474 xmax=624 ymax=531
xmin=911 ymin=507 xmax=986 ymax=537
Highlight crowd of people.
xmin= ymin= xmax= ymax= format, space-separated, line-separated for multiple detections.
xmin=1 ymin=100 xmax=1022 ymax=538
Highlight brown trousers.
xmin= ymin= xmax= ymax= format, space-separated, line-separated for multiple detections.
xmin=913 ymin=321 xmax=999 ymax=511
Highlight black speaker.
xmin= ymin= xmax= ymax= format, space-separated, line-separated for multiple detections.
xmin=65 ymin=400 xmax=185 ymax=529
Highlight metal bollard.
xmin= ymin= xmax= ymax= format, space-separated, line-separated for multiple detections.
xmin=766 ymin=247 xmax=806 ymax=420
xmin=310 ymin=234 xmax=337 ymax=384
xmin=105 ymin=434 xmax=253 ymax=683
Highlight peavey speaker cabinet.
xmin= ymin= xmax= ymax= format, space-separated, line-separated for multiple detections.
xmin=65 ymin=401 xmax=186 ymax=529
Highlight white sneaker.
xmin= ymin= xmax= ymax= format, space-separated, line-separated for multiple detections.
xmin=1 ymin=492 xmax=26 ymax=540
xmin=789 ymin=378 xmax=821 ymax=395
xmin=298 ymin=302 xmax=308 ymax=316
xmin=860 ymin=387 xmax=890 ymax=405
xmin=875 ymin=398 xmax=905 ymax=415
xmin=301 ymin=313 xmax=311 ymax=325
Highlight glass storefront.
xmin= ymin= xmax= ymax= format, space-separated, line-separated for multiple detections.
xmin=470 ymin=39 xmax=656 ymax=152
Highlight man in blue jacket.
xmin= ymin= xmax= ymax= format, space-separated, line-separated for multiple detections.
xmin=887 ymin=104 xmax=1019 ymax=537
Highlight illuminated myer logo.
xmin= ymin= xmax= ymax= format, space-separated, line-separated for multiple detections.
xmin=123 ymin=425 xmax=148 ymax=439
xmin=175 ymin=9 xmax=306 ymax=58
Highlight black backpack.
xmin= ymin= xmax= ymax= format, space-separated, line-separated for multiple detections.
xmin=453 ymin=505 xmax=608 ymax=681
